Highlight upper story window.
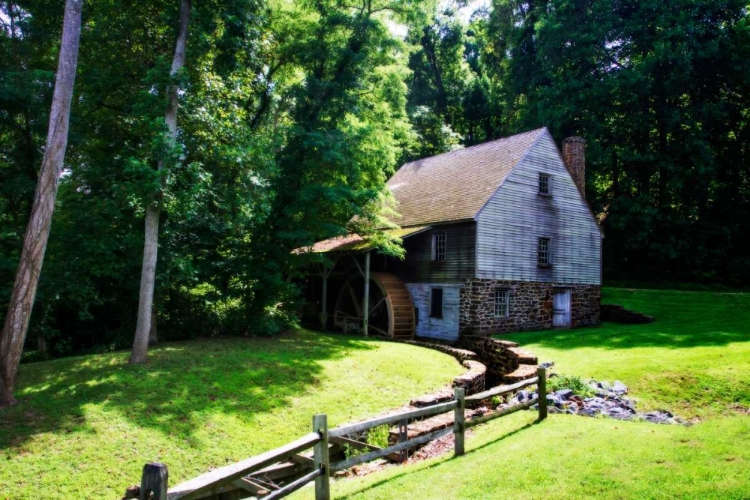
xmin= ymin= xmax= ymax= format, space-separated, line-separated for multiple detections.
xmin=494 ymin=289 xmax=510 ymax=317
xmin=538 ymin=173 xmax=551 ymax=195
xmin=538 ymin=237 xmax=552 ymax=267
xmin=432 ymin=232 xmax=446 ymax=261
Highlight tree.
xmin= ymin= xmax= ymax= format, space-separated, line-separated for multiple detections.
xmin=130 ymin=0 xmax=192 ymax=364
xmin=0 ymin=0 xmax=82 ymax=406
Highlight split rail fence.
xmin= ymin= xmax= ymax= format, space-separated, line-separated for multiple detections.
xmin=124 ymin=366 xmax=550 ymax=500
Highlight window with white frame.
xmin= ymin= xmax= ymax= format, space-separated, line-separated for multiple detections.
xmin=494 ymin=289 xmax=509 ymax=317
xmin=432 ymin=232 xmax=446 ymax=261
xmin=539 ymin=173 xmax=550 ymax=195
xmin=538 ymin=237 xmax=552 ymax=266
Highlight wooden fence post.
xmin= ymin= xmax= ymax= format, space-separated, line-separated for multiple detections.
xmin=537 ymin=366 xmax=548 ymax=420
xmin=398 ymin=418 xmax=408 ymax=462
xmin=453 ymin=387 xmax=465 ymax=457
xmin=313 ymin=414 xmax=330 ymax=500
xmin=140 ymin=462 xmax=168 ymax=500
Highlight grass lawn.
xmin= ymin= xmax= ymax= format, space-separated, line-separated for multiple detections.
xmin=333 ymin=288 xmax=750 ymax=499
xmin=0 ymin=330 xmax=463 ymax=499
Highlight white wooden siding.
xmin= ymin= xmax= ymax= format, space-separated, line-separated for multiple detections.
xmin=476 ymin=132 xmax=602 ymax=284
xmin=406 ymin=283 xmax=461 ymax=340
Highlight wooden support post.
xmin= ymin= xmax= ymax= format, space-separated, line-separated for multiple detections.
xmin=537 ymin=366 xmax=548 ymax=420
xmin=139 ymin=462 xmax=168 ymax=500
xmin=362 ymin=251 xmax=370 ymax=337
xmin=313 ymin=414 xmax=330 ymax=500
xmin=398 ymin=418 xmax=408 ymax=462
xmin=454 ymin=387 xmax=465 ymax=457
xmin=321 ymin=269 xmax=328 ymax=331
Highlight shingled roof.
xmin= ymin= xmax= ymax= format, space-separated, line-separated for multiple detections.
xmin=387 ymin=127 xmax=546 ymax=227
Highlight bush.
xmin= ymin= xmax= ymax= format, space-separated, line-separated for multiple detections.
xmin=547 ymin=374 xmax=596 ymax=398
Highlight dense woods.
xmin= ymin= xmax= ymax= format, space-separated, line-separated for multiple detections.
xmin=1 ymin=0 xmax=748 ymax=360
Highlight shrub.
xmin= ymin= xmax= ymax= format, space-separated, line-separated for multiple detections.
xmin=547 ymin=374 xmax=596 ymax=398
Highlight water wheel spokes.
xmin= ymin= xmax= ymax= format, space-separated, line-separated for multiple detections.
xmin=332 ymin=272 xmax=415 ymax=339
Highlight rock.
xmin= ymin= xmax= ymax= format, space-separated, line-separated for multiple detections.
xmin=555 ymin=389 xmax=574 ymax=400
xmin=516 ymin=390 xmax=529 ymax=402
xmin=598 ymin=381 xmax=612 ymax=390
xmin=612 ymin=381 xmax=628 ymax=394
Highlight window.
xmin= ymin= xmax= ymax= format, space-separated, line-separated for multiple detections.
xmin=539 ymin=173 xmax=550 ymax=195
xmin=494 ymin=289 xmax=509 ymax=318
xmin=432 ymin=232 xmax=446 ymax=261
xmin=538 ymin=237 xmax=552 ymax=266
xmin=430 ymin=288 xmax=443 ymax=318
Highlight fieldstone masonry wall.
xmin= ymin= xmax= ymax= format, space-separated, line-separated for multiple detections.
xmin=459 ymin=279 xmax=600 ymax=335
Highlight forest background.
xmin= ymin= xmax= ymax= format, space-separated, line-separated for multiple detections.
xmin=1 ymin=0 xmax=748 ymax=359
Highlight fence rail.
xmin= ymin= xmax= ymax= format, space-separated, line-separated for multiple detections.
xmin=124 ymin=366 xmax=550 ymax=500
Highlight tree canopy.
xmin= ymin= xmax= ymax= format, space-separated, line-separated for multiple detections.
xmin=1 ymin=0 xmax=748 ymax=359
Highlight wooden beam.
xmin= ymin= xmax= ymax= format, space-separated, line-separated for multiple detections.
xmin=231 ymin=478 xmax=271 ymax=496
xmin=363 ymin=251 xmax=370 ymax=337
xmin=167 ymin=432 xmax=320 ymax=500
xmin=331 ymin=427 xmax=453 ymax=472
xmin=263 ymin=468 xmax=322 ymax=500
xmin=465 ymin=397 xmax=538 ymax=429
xmin=330 ymin=400 xmax=457 ymax=438
xmin=313 ymin=414 xmax=330 ymax=500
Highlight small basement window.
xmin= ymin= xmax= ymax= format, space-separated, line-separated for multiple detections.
xmin=494 ymin=289 xmax=509 ymax=317
xmin=538 ymin=237 xmax=552 ymax=267
xmin=432 ymin=232 xmax=446 ymax=261
xmin=430 ymin=288 xmax=443 ymax=318
xmin=539 ymin=173 xmax=551 ymax=195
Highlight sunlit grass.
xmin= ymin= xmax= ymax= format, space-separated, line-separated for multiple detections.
xmin=332 ymin=288 xmax=750 ymax=500
xmin=0 ymin=330 xmax=463 ymax=499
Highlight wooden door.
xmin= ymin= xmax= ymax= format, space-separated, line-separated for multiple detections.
xmin=553 ymin=289 xmax=572 ymax=328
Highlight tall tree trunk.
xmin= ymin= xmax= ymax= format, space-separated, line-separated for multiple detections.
xmin=130 ymin=0 xmax=191 ymax=364
xmin=0 ymin=0 xmax=82 ymax=407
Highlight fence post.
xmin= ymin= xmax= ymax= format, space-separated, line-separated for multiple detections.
xmin=453 ymin=387 xmax=465 ymax=457
xmin=537 ymin=366 xmax=548 ymax=420
xmin=399 ymin=418 xmax=408 ymax=462
xmin=139 ymin=462 xmax=168 ymax=500
xmin=313 ymin=414 xmax=330 ymax=500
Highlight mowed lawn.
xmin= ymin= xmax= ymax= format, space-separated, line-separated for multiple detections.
xmin=333 ymin=288 xmax=750 ymax=500
xmin=0 ymin=331 xmax=463 ymax=499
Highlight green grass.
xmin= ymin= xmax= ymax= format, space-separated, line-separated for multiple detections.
xmin=0 ymin=330 xmax=463 ymax=499
xmin=333 ymin=288 xmax=750 ymax=499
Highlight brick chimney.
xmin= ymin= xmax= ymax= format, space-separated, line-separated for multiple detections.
xmin=562 ymin=136 xmax=586 ymax=196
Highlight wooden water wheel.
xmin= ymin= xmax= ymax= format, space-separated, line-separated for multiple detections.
xmin=332 ymin=272 xmax=415 ymax=339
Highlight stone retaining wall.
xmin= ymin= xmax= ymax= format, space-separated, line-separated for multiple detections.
xmin=459 ymin=279 xmax=600 ymax=335
xmin=458 ymin=336 xmax=537 ymax=387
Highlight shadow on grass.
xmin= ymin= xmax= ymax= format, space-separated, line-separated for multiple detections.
xmin=0 ymin=331 xmax=378 ymax=450
xmin=501 ymin=288 xmax=750 ymax=350
xmin=337 ymin=417 xmax=542 ymax=500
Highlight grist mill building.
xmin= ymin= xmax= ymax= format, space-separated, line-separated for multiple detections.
xmin=301 ymin=127 xmax=603 ymax=341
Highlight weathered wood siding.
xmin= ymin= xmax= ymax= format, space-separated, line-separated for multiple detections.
xmin=476 ymin=132 xmax=602 ymax=284
xmin=387 ymin=223 xmax=476 ymax=283
xmin=406 ymin=283 xmax=461 ymax=340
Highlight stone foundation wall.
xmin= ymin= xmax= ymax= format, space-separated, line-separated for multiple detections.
xmin=459 ymin=279 xmax=600 ymax=335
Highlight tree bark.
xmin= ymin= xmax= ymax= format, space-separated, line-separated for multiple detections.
xmin=0 ymin=0 xmax=82 ymax=407
xmin=130 ymin=0 xmax=191 ymax=364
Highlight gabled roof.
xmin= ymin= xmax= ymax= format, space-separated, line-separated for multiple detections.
xmin=387 ymin=127 xmax=546 ymax=227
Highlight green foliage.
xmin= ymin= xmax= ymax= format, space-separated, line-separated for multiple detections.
xmin=2 ymin=0 xmax=749 ymax=360
xmin=547 ymin=374 xmax=596 ymax=398
xmin=367 ymin=424 xmax=391 ymax=449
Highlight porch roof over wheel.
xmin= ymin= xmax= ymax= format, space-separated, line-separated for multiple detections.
xmin=302 ymin=225 xmax=432 ymax=254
